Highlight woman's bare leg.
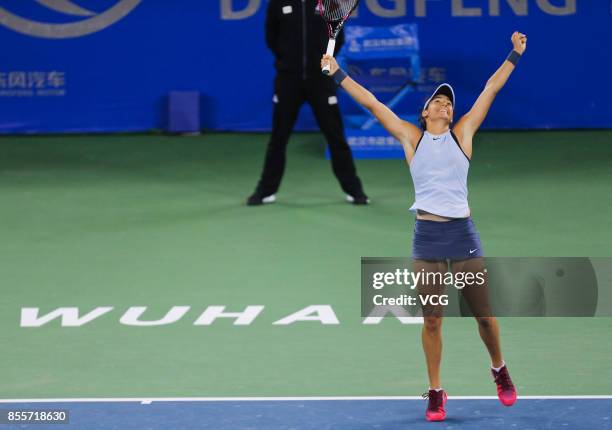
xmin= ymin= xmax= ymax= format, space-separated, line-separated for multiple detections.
xmin=415 ymin=259 xmax=447 ymax=388
xmin=452 ymin=258 xmax=503 ymax=367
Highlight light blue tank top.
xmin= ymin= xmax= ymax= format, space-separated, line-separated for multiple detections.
xmin=409 ymin=130 xmax=470 ymax=218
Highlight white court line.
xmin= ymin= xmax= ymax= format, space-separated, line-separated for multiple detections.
xmin=0 ymin=395 xmax=611 ymax=404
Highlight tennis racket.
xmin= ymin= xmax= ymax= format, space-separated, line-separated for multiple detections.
xmin=317 ymin=0 xmax=359 ymax=75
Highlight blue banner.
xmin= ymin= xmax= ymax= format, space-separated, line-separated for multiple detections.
xmin=1 ymin=1 xmax=611 ymax=133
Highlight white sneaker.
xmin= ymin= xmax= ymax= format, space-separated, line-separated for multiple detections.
xmin=247 ymin=193 xmax=276 ymax=206
xmin=346 ymin=194 xmax=370 ymax=205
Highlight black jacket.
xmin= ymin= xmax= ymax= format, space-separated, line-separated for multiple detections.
xmin=266 ymin=0 xmax=345 ymax=77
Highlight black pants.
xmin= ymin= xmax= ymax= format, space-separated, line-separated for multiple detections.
xmin=254 ymin=73 xmax=365 ymax=197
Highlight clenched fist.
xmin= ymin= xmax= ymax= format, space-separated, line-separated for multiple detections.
xmin=511 ymin=31 xmax=527 ymax=55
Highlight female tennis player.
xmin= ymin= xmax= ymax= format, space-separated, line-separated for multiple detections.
xmin=322 ymin=31 xmax=526 ymax=421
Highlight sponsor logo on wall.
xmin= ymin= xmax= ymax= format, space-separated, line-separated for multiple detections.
xmin=0 ymin=0 xmax=142 ymax=39
xmin=0 ymin=70 xmax=66 ymax=97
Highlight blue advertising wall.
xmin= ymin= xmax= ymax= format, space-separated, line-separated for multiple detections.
xmin=1 ymin=0 xmax=611 ymax=134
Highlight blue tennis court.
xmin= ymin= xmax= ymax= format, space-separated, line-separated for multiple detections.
xmin=1 ymin=397 xmax=611 ymax=429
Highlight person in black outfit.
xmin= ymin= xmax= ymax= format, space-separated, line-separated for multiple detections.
xmin=247 ymin=0 xmax=369 ymax=206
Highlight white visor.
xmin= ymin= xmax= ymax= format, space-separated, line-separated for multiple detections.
xmin=423 ymin=83 xmax=455 ymax=110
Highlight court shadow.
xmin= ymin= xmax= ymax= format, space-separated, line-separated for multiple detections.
xmin=401 ymin=416 xmax=467 ymax=425
xmin=274 ymin=200 xmax=351 ymax=208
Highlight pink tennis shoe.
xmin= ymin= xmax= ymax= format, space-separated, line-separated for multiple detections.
xmin=492 ymin=364 xmax=517 ymax=406
xmin=423 ymin=389 xmax=448 ymax=421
